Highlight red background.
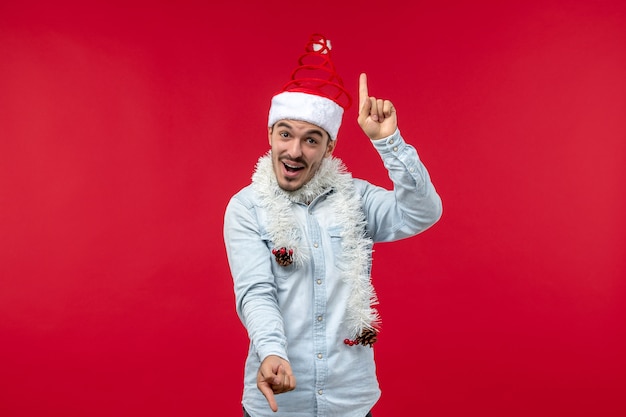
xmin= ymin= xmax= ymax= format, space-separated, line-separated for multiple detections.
xmin=1 ymin=1 xmax=625 ymax=416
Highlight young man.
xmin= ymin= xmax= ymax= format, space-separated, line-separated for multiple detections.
xmin=223 ymin=34 xmax=442 ymax=417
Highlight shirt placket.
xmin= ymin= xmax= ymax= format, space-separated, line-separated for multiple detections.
xmin=306 ymin=202 xmax=328 ymax=416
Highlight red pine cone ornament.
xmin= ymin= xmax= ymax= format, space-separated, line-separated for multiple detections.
xmin=272 ymin=247 xmax=294 ymax=266
xmin=344 ymin=327 xmax=378 ymax=348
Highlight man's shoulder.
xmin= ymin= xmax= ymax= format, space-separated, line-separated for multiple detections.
xmin=227 ymin=184 xmax=259 ymax=210
xmin=351 ymin=177 xmax=373 ymax=194
xmin=230 ymin=183 xmax=254 ymax=196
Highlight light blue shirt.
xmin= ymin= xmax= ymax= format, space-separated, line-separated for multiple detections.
xmin=224 ymin=129 xmax=442 ymax=417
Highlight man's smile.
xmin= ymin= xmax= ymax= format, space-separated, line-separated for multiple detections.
xmin=282 ymin=160 xmax=305 ymax=175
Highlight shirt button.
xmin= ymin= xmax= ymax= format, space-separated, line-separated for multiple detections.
xmin=393 ymin=146 xmax=398 ymax=152
xmin=409 ymin=167 xmax=415 ymax=173
xmin=317 ymin=353 xmax=323 ymax=359
xmin=317 ymin=316 xmax=323 ymax=322
xmin=318 ymin=390 xmax=323 ymax=395
xmin=317 ymin=279 xmax=322 ymax=285
xmin=313 ymin=242 xmax=319 ymax=248
xmin=389 ymin=139 xmax=394 ymax=144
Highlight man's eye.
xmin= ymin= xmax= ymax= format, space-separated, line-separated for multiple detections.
xmin=280 ymin=132 xmax=289 ymax=138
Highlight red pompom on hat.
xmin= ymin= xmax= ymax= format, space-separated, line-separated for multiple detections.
xmin=268 ymin=34 xmax=352 ymax=140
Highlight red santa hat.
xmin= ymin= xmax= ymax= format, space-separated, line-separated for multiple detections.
xmin=268 ymin=34 xmax=352 ymax=140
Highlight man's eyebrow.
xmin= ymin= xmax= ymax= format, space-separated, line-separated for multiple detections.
xmin=304 ymin=128 xmax=325 ymax=137
xmin=275 ymin=122 xmax=293 ymax=130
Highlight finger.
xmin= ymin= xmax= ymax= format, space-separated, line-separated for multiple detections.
xmin=282 ymin=371 xmax=294 ymax=392
xmin=383 ymin=99 xmax=395 ymax=118
xmin=282 ymin=363 xmax=296 ymax=391
xmin=274 ymin=365 xmax=295 ymax=393
xmin=260 ymin=364 xmax=278 ymax=383
xmin=274 ymin=363 xmax=296 ymax=393
xmin=272 ymin=364 xmax=286 ymax=391
xmin=286 ymin=372 xmax=296 ymax=391
xmin=282 ymin=366 xmax=289 ymax=389
xmin=366 ymin=97 xmax=376 ymax=121
xmin=358 ymin=73 xmax=369 ymax=111
xmin=376 ymin=98 xmax=385 ymax=121
xmin=273 ymin=375 xmax=288 ymax=393
xmin=259 ymin=382 xmax=279 ymax=412
xmin=359 ymin=93 xmax=373 ymax=122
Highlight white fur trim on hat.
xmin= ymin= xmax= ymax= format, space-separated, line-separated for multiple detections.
xmin=268 ymin=91 xmax=344 ymax=140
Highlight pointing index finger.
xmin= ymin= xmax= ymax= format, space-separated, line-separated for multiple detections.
xmin=359 ymin=73 xmax=369 ymax=110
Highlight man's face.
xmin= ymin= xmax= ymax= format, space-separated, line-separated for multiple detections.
xmin=268 ymin=119 xmax=336 ymax=192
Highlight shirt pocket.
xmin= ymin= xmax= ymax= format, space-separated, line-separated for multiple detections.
xmin=261 ymin=232 xmax=297 ymax=280
xmin=327 ymin=226 xmax=344 ymax=267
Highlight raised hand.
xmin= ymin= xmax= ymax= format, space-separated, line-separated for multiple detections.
xmin=357 ymin=73 xmax=398 ymax=140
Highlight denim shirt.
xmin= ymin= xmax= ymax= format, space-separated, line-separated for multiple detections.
xmin=224 ymin=129 xmax=442 ymax=417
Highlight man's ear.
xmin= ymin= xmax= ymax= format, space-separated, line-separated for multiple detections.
xmin=267 ymin=126 xmax=273 ymax=146
xmin=325 ymin=138 xmax=336 ymax=157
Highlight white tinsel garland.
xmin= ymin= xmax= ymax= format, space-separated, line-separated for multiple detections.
xmin=251 ymin=153 xmax=380 ymax=339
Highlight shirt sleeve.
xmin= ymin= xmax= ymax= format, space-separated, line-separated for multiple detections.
xmin=223 ymin=191 xmax=289 ymax=362
xmin=358 ymin=128 xmax=443 ymax=242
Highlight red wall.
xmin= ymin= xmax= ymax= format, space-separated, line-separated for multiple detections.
xmin=1 ymin=1 xmax=625 ymax=416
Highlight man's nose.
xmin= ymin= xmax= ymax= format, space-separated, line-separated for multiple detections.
xmin=287 ymin=138 xmax=303 ymax=157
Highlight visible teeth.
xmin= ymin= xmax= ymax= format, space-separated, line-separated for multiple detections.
xmin=285 ymin=163 xmax=302 ymax=169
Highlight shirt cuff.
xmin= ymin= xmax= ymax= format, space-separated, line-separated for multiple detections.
xmin=256 ymin=343 xmax=289 ymax=363
xmin=371 ymin=128 xmax=403 ymax=154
